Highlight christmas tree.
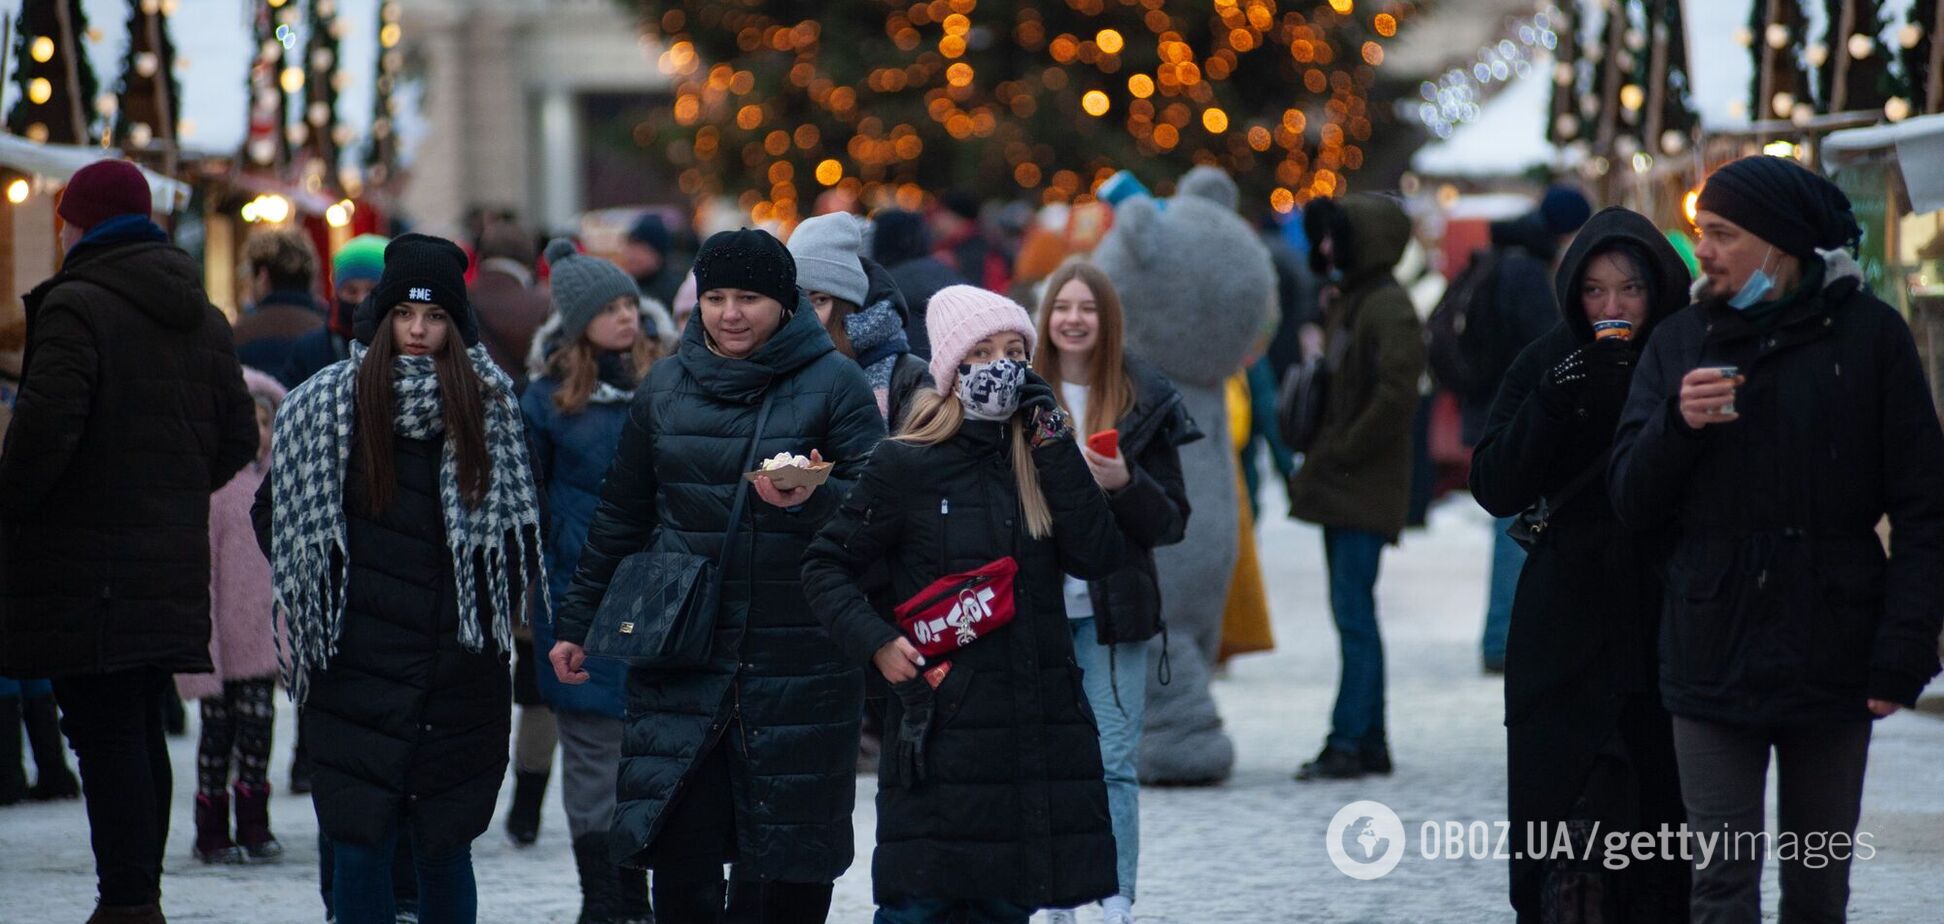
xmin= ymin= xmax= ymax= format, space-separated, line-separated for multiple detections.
xmin=242 ymin=0 xmax=295 ymax=170
xmin=113 ymin=0 xmax=182 ymax=154
xmin=301 ymin=0 xmax=345 ymax=175
xmin=1817 ymin=0 xmax=1891 ymax=115
xmin=365 ymin=0 xmax=404 ymax=187
xmin=1749 ymin=0 xmax=1811 ymax=124
xmin=6 ymin=0 xmax=99 ymax=145
xmin=1902 ymin=0 xmax=1939 ymax=114
xmin=630 ymin=0 xmax=1427 ymax=220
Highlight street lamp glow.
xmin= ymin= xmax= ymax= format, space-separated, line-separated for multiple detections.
xmin=6 ymin=179 xmax=31 ymax=204
xmin=1096 ymin=29 xmax=1124 ymax=55
xmin=1082 ymin=90 xmax=1111 ymax=117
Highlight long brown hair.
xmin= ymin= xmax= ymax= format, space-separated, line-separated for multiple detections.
xmin=820 ymin=297 xmax=857 ymax=359
xmin=1031 ymin=258 xmax=1133 ymax=437
xmin=355 ymin=315 xmax=492 ymax=515
xmin=894 ymin=390 xmax=1053 ymax=540
xmin=548 ymin=332 xmax=662 ymax=415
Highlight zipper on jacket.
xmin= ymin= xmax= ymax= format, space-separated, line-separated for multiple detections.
xmin=939 ymin=497 xmax=950 ymax=566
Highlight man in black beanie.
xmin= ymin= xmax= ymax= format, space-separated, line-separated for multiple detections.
xmin=1611 ymin=154 xmax=1944 ymax=922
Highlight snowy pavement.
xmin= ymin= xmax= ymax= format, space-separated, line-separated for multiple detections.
xmin=5 ymin=494 xmax=1942 ymax=923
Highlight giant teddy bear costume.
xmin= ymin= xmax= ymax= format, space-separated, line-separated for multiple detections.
xmin=1092 ymin=166 xmax=1276 ymax=784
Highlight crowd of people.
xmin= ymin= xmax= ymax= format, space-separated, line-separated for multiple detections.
xmin=1 ymin=149 xmax=1940 ymax=924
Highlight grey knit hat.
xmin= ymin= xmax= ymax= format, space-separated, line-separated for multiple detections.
xmin=786 ymin=213 xmax=870 ymax=306
xmin=544 ymin=238 xmax=641 ymax=342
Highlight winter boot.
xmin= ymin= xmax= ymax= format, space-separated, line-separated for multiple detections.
xmin=570 ymin=834 xmax=623 ymax=924
xmin=85 ymin=902 xmax=166 ymax=923
xmin=192 ymin=792 xmax=242 ymax=864
xmin=233 ymin=782 xmax=284 ymax=862
xmin=504 ymin=766 xmax=548 ymax=846
xmin=616 ymin=862 xmax=654 ymax=924
xmin=22 ymin=695 xmax=79 ymax=800
xmin=0 ymin=698 xmax=25 ymax=806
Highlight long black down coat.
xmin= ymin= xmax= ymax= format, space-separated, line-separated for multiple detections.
xmin=1 ymin=236 xmax=257 ymax=679
xmin=1611 ymin=253 xmax=1944 ymax=725
xmin=252 ymin=432 xmax=517 ymax=858
xmin=801 ymin=416 xmax=1127 ymax=909
xmin=552 ymin=302 xmax=886 ymax=882
xmin=1469 ymin=209 xmax=1691 ymax=921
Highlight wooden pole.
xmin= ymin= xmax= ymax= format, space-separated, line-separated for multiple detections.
xmin=1830 ymin=0 xmax=1858 ymax=113
xmin=1646 ymin=0 xmax=1671 ymax=151
xmin=1931 ymin=0 xmax=1944 ymax=113
xmin=145 ymin=8 xmax=178 ymax=175
xmin=51 ymin=0 xmax=87 ymax=144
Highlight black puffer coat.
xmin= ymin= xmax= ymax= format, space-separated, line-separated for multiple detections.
xmin=552 ymin=302 xmax=886 ymax=881
xmin=1469 ymin=208 xmax=1692 ymax=920
xmin=1611 ymin=254 xmax=1944 ymax=724
xmin=801 ymin=418 xmax=1127 ymax=909
xmin=1 ymin=237 xmax=257 ymax=679
xmin=252 ymin=433 xmax=515 ymax=857
xmin=1081 ymin=355 xmax=1198 ymax=646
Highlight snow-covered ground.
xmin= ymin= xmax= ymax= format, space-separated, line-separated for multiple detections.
xmin=5 ymin=493 xmax=1942 ymax=922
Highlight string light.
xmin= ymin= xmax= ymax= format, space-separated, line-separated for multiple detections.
xmin=1414 ymin=10 xmax=1556 ymax=139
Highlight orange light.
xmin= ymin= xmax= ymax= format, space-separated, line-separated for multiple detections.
xmin=1373 ymin=13 xmax=1397 ymax=37
xmin=1082 ymin=90 xmax=1111 ymax=116
xmin=1202 ymin=108 xmax=1229 ymax=133
xmin=815 ymin=159 xmax=844 ymax=186
xmin=1096 ymin=29 xmax=1125 ymax=55
xmin=1127 ymin=74 xmax=1155 ymax=98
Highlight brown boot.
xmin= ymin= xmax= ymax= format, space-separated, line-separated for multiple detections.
xmin=85 ymin=902 xmax=166 ymax=923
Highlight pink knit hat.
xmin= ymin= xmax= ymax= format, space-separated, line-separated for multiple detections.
xmin=925 ymin=285 xmax=1038 ymax=393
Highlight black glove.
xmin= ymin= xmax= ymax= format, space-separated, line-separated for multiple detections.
xmin=887 ymin=678 xmax=935 ymax=787
xmin=1018 ymin=368 xmax=1059 ymax=416
xmin=1544 ymin=340 xmax=1636 ymax=421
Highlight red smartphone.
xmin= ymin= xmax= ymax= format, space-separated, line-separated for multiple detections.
xmin=924 ymin=661 xmax=953 ymax=689
xmin=1086 ymin=429 xmax=1120 ymax=459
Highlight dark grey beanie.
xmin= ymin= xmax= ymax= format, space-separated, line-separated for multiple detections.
xmin=544 ymin=238 xmax=641 ymax=343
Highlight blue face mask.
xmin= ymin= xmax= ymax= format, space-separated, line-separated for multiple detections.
xmin=1727 ymin=247 xmax=1777 ymax=310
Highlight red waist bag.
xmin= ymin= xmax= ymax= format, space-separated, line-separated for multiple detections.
xmin=894 ymin=557 xmax=1020 ymax=659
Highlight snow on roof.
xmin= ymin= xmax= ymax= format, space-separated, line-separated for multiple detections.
xmin=0 ymin=133 xmax=192 ymax=209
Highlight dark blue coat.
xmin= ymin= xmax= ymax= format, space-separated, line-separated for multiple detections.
xmin=521 ymin=376 xmax=632 ymax=718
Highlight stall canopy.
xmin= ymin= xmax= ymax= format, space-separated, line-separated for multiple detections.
xmin=1822 ymin=113 xmax=1944 ymax=215
xmin=0 ymin=135 xmax=192 ymax=213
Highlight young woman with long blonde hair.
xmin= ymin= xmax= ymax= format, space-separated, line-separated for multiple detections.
xmin=803 ymin=285 xmax=1127 ymax=924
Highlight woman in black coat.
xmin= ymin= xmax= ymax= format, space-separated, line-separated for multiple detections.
xmin=802 ymin=284 xmax=1126 ymax=924
xmin=1468 ymin=208 xmax=1691 ymax=922
xmin=1029 ymin=260 xmax=1196 ymax=924
xmin=254 ymin=235 xmax=546 ymax=924
xmin=547 ymin=230 xmax=886 ymax=924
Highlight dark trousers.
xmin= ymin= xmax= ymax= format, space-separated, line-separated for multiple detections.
xmin=651 ymin=738 xmax=833 ymax=924
xmin=1322 ymin=527 xmax=1389 ymax=753
xmin=873 ymin=899 xmax=1036 ymax=924
xmin=333 ymin=820 xmax=472 ymax=924
xmin=1671 ymin=717 xmax=1872 ymax=924
xmin=53 ymin=667 xmax=173 ymax=907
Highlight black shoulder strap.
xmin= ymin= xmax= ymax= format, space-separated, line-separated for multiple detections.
xmin=1536 ymin=454 xmax=1607 ymax=518
xmin=715 ymin=389 xmax=777 ymax=580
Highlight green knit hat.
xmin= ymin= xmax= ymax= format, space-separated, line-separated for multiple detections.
xmin=332 ymin=234 xmax=389 ymax=285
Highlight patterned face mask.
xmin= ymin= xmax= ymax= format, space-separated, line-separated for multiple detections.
xmin=955 ymin=359 xmax=1027 ymax=421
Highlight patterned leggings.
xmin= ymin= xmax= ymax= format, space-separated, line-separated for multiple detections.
xmin=196 ymin=678 xmax=276 ymax=797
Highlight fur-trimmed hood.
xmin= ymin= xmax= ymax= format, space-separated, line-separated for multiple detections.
xmin=524 ymin=297 xmax=678 ymax=381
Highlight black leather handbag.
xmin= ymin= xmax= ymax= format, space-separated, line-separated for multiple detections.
xmin=584 ymin=391 xmax=776 ymax=669
xmin=1505 ymin=457 xmax=1606 ymax=552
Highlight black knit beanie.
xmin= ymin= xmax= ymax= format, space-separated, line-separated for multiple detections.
xmin=1695 ymin=155 xmax=1862 ymax=260
xmin=357 ymin=233 xmax=478 ymax=346
xmin=692 ymin=228 xmax=797 ymax=310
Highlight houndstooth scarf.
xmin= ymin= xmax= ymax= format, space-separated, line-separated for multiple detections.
xmin=270 ymin=342 xmax=545 ymax=703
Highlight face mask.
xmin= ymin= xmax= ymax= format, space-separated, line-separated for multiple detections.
xmin=1727 ymin=247 xmax=1777 ymax=310
xmin=955 ymin=359 xmax=1027 ymax=421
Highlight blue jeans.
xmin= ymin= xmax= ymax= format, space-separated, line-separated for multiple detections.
xmin=875 ymin=899 xmax=1036 ymax=924
xmin=1322 ymin=527 xmax=1388 ymax=754
xmin=333 ymin=821 xmax=474 ymax=924
xmin=0 ymin=676 xmax=53 ymax=698
xmin=1070 ymin=617 xmax=1145 ymax=901
xmin=1481 ymin=516 xmax=1525 ymax=665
